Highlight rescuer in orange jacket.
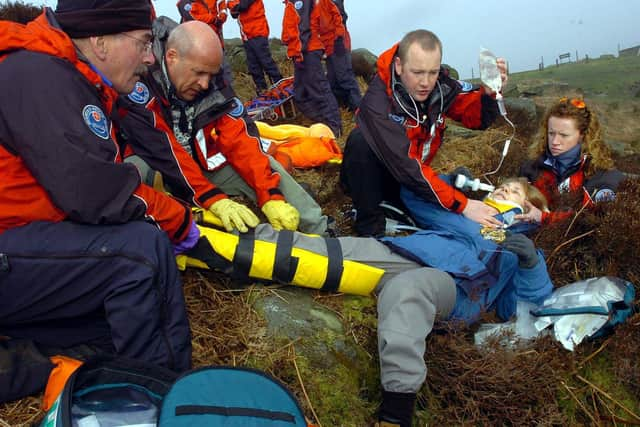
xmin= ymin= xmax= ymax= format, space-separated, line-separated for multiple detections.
xmin=227 ymin=0 xmax=282 ymax=94
xmin=119 ymin=17 xmax=329 ymax=235
xmin=281 ymin=0 xmax=342 ymax=136
xmin=518 ymin=97 xmax=626 ymax=225
xmin=176 ymin=0 xmax=233 ymax=86
xmin=316 ymin=0 xmax=361 ymax=111
xmin=0 ymin=0 xmax=194 ymax=401
xmin=177 ymin=0 xmax=227 ymax=45
xmin=340 ymin=29 xmax=508 ymax=237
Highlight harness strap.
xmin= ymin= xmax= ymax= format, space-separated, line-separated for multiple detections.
xmin=231 ymin=231 xmax=255 ymax=283
xmin=273 ymin=230 xmax=298 ymax=283
xmin=321 ymin=238 xmax=344 ymax=293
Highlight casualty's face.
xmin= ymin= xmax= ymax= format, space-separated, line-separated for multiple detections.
xmin=106 ymin=30 xmax=155 ymax=94
xmin=491 ymin=181 xmax=527 ymax=207
xmin=167 ymin=47 xmax=221 ymax=101
xmin=547 ymin=116 xmax=582 ymax=157
xmin=394 ymin=43 xmax=441 ymax=102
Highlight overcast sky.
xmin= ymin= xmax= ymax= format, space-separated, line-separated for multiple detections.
xmin=35 ymin=0 xmax=639 ymax=79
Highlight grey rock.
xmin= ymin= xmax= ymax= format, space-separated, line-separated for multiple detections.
xmin=351 ymin=48 xmax=377 ymax=80
xmin=253 ymin=287 xmax=360 ymax=370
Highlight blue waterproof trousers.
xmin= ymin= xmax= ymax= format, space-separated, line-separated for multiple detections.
xmin=0 ymin=221 xmax=192 ymax=372
xmin=244 ymin=36 xmax=283 ymax=93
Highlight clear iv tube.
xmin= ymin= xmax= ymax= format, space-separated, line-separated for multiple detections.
xmin=481 ymin=93 xmax=516 ymax=184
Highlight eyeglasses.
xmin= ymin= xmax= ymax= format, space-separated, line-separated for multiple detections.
xmin=559 ymin=97 xmax=586 ymax=109
xmin=120 ymin=33 xmax=153 ymax=55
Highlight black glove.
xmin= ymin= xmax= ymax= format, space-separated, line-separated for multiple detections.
xmin=333 ymin=37 xmax=346 ymax=56
xmin=293 ymin=57 xmax=305 ymax=71
xmin=501 ymin=233 xmax=538 ymax=269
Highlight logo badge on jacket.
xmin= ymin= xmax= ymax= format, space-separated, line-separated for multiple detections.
xmin=388 ymin=113 xmax=406 ymax=126
xmin=82 ymin=105 xmax=109 ymax=140
xmin=184 ymin=3 xmax=192 ymax=11
xmin=294 ymin=1 xmax=303 ymax=9
xmin=128 ymin=82 xmax=150 ymax=104
xmin=228 ymin=97 xmax=245 ymax=118
xmin=594 ymin=188 xmax=616 ymax=202
xmin=457 ymin=80 xmax=474 ymax=92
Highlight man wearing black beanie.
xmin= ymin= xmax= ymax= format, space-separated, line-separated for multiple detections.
xmin=0 ymin=0 xmax=195 ymax=403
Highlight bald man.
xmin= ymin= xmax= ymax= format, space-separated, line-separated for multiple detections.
xmin=120 ymin=17 xmax=330 ymax=235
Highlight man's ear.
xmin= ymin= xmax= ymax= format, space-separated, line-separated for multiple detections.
xmin=165 ymin=47 xmax=178 ymax=66
xmin=91 ymin=35 xmax=109 ymax=61
xmin=393 ymin=56 xmax=402 ymax=76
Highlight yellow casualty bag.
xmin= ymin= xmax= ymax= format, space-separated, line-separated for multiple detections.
xmin=176 ymin=210 xmax=383 ymax=296
xmin=254 ymin=121 xmax=343 ymax=168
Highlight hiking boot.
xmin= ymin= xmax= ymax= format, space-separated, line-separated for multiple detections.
xmin=377 ymin=390 xmax=416 ymax=427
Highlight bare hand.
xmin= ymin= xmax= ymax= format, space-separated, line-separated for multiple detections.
xmin=462 ymin=199 xmax=503 ymax=228
xmin=515 ymin=200 xmax=542 ymax=223
xmin=496 ymin=57 xmax=508 ymax=90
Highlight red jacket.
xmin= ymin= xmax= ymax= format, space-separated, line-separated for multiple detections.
xmin=177 ymin=0 xmax=227 ymax=47
xmin=281 ymin=0 xmax=324 ymax=61
xmin=316 ymin=0 xmax=345 ymax=56
xmin=227 ymin=0 xmax=270 ymax=41
xmin=355 ymin=44 xmax=499 ymax=213
xmin=520 ymin=154 xmax=626 ymax=223
xmin=118 ymin=18 xmax=284 ymax=208
xmin=0 ymin=11 xmax=191 ymax=242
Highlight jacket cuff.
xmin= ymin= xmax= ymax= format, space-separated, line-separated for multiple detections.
xmin=257 ymin=188 xmax=285 ymax=207
xmin=451 ymin=190 xmax=468 ymax=213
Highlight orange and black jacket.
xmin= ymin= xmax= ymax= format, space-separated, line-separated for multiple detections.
xmin=118 ymin=18 xmax=283 ymax=209
xmin=520 ymin=153 xmax=626 ymax=223
xmin=227 ymin=0 xmax=269 ymax=41
xmin=176 ymin=0 xmax=227 ymax=47
xmin=356 ymin=44 xmax=499 ymax=213
xmin=329 ymin=0 xmax=351 ymax=50
xmin=316 ymin=0 xmax=345 ymax=56
xmin=281 ymin=0 xmax=324 ymax=61
xmin=0 ymin=11 xmax=192 ymax=242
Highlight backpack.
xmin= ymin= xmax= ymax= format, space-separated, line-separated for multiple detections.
xmin=531 ymin=276 xmax=636 ymax=350
xmin=40 ymin=355 xmax=312 ymax=427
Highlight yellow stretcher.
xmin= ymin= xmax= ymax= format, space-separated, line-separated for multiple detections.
xmin=175 ymin=209 xmax=383 ymax=296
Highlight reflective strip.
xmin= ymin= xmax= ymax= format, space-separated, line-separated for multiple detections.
xmin=195 ymin=129 xmax=228 ymax=170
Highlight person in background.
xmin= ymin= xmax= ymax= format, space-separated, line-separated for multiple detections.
xmin=0 ymin=0 xmax=195 ymax=402
xmin=120 ymin=18 xmax=330 ymax=235
xmin=281 ymin=0 xmax=342 ymax=136
xmin=317 ymin=0 xmax=361 ymax=111
xmin=518 ymin=97 xmax=626 ymax=224
xmin=176 ymin=0 xmax=233 ymax=86
xmin=340 ymin=29 xmax=508 ymax=237
xmin=227 ymin=0 xmax=283 ymax=95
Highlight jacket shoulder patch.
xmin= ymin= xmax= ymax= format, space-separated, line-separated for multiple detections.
xmin=388 ymin=113 xmax=405 ymax=126
xmin=128 ymin=82 xmax=150 ymax=105
xmin=457 ymin=80 xmax=474 ymax=92
xmin=294 ymin=1 xmax=303 ymax=9
xmin=82 ymin=105 xmax=109 ymax=140
xmin=228 ymin=97 xmax=245 ymax=117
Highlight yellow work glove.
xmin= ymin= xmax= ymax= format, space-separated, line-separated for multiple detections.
xmin=208 ymin=198 xmax=259 ymax=233
xmin=261 ymin=200 xmax=300 ymax=231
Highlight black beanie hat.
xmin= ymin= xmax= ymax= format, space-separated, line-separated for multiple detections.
xmin=54 ymin=0 xmax=154 ymax=38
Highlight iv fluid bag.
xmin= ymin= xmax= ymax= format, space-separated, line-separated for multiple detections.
xmin=479 ymin=48 xmax=502 ymax=93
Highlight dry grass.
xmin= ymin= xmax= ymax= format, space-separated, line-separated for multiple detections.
xmin=3 ymin=60 xmax=640 ymax=427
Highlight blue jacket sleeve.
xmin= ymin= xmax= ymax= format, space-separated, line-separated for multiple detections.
xmin=494 ymin=250 xmax=553 ymax=320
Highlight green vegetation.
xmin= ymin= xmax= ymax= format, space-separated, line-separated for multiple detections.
xmin=509 ymin=54 xmax=640 ymax=101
